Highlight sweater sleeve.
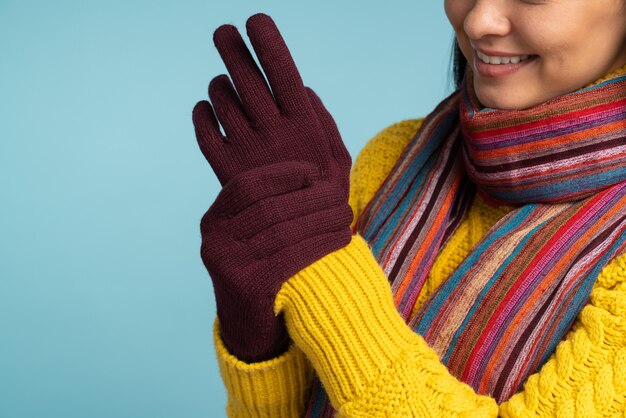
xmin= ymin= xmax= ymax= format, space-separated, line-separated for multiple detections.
xmin=271 ymin=119 xmax=626 ymax=417
xmin=212 ymin=120 xmax=423 ymax=417
xmin=274 ymin=235 xmax=626 ymax=417
xmin=213 ymin=320 xmax=314 ymax=417
xmin=348 ymin=119 xmax=425 ymax=226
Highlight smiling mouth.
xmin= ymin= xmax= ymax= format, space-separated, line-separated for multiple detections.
xmin=476 ymin=50 xmax=535 ymax=65
xmin=473 ymin=50 xmax=539 ymax=78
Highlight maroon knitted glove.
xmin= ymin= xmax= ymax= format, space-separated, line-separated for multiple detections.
xmin=192 ymin=14 xmax=352 ymax=362
xmin=200 ymin=162 xmax=353 ymax=362
xmin=192 ymin=13 xmax=351 ymax=192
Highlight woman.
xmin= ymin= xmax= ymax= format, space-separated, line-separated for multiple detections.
xmin=192 ymin=1 xmax=626 ymax=416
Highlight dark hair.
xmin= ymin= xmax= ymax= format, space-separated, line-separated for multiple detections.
xmin=451 ymin=38 xmax=467 ymax=90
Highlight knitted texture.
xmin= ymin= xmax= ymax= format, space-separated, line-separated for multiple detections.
xmin=458 ymin=69 xmax=626 ymax=204
xmin=193 ymin=14 xmax=351 ymax=191
xmin=194 ymin=13 xmax=352 ymax=361
xmin=338 ymin=67 xmax=626 ymax=404
xmin=307 ymin=61 xmax=626 ymax=407
xmin=283 ymin=235 xmax=626 ymax=417
xmin=275 ymin=235 xmax=500 ymax=417
xmin=200 ymin=162 xmax=352 ymax=362
xmin=411 ymin=194 xmax=514 ymax=321
xmin=215 ymin=117 xmax=626 ymax=417
xmin=348 ymin=119 xmax=424 ymax=224
xmin=214 ymin=320 xmax=314 ymax=417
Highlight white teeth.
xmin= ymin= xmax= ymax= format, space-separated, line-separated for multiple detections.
xmin=477 ymin=50 xmax=531 ymax=65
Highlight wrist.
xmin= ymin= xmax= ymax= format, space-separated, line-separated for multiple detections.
xmin=215 ymin=288 xmax=290 ymax=363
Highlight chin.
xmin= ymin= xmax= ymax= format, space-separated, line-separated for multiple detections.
xmin=474 ymin=87 xmax=539 ymax=111
xmin=475 ymin=94 xmax=517 ymax=111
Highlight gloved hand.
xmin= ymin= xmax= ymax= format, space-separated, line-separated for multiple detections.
xmin=200 ymin=161 xmax=352 ymax=363
xmin=192 ymin=13 xmax=353 ymax=362
xmin=193 ymin=13 xmax=351 ymax=192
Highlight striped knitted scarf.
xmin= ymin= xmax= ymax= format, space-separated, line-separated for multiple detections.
xmin=306 ymin=67 xmax=626 ymax=414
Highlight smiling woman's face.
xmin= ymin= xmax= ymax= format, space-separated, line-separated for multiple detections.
xmin=445 ymin=0 xmax=626 ymax=110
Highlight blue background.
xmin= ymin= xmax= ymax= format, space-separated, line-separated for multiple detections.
xmin=1 ymin=1 xmax=453 ymax=416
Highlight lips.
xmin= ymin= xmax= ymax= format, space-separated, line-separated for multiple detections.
xmin=473 ymin=50 xmax=538 ymax=77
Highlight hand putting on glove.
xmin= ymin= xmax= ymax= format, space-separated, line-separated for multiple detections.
xmin=192 ymin=13 xmax=353 ymax=362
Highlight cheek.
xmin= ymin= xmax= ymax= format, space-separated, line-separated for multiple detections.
xmin=444 ymin=0 xmax=473 ymax=59
xmin=444 ymin=0 xmax=466 ymax=32
xmin=533 ymin=12 xmax=611 ymax=73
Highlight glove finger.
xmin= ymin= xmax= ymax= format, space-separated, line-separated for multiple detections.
xmin=213 ymin=24 xmax=279 ymax=124
xmin=254 ymin=226 xmax=353 ymax=286
xmin=231 ymin=180 xmax=346 ymax=240
xmin=245 ymin=202 xmax=353 ymax=261
xmin=306 ymin=87 xmax=352 ymax=194
xmin=192 ymin=100 xmax=229 ymax=179
xmin=245 ymin=13 xmax=310 ymax=116
xmin=208 ymin=74 xmax=251 ymax=140
xmin=208 ymin=161 xmax=321 ymax=218
xmin=305 ymin=87 xmax=351 ymax=165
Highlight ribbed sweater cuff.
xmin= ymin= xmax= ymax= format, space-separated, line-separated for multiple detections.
xmin=213 ymin=320 xmax=314 ymax=417
xmin=274 ymin=234 xmax=498 ymax=416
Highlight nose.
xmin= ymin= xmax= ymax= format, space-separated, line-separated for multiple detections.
xmin=463 ymin=0 xmax=512 ymax=40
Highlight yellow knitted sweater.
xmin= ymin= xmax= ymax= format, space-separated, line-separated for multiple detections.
xmin=213 ymin=68 xmax=626 ymax=416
